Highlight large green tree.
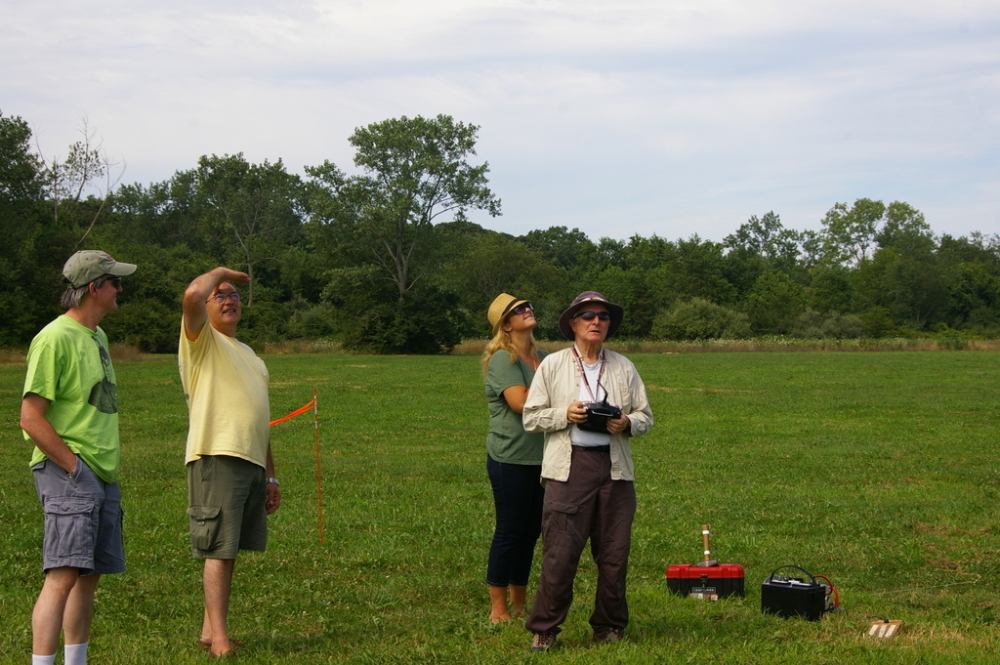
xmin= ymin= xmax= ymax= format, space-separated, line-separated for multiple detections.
xmin=519 ymin=226 xmax=595 ymax=271
xmin=304 ymin=115 xmax=502 ymax=353
xmin=0 ymin=113 xmax=76 ymax=344
xmin=745 ymin=270 xmax=807 ymax=334
xmin=724 ymin=211 xmax=802 ymax=270
xmin=820 ymin=198 xmax=886 ymax=266
xmin=0 ymin=113 xmax=43 ymax=205
xmin=939 ymin=234 xmax=1000 ymax=330
xmin=439 ymin=228 xmax=557 ymax=336
xmin=343 ymin=114 xmax=501 ymax=299
xmin=190 ymin=154 xmax=307 ymax=305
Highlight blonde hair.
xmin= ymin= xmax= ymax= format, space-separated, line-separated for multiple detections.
xmin=481 ymin=324 xmax=539 ymax=375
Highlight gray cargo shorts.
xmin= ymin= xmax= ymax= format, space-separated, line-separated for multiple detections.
xmin=32 ymin=456 xmax=125 ymax=575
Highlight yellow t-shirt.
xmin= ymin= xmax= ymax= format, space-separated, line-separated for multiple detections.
xmin=179 ymin=319 xmax=270 ymax=467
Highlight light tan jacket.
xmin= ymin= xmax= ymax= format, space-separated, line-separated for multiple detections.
xmin=523 ymin=347 xmax=654 ymax=482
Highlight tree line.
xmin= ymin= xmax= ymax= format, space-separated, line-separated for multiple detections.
xmin=3 ymin=111 xmax=999 ymax=354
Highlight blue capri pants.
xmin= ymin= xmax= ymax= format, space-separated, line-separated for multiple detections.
xmin=486 ymin=455 xmax=544 ymax=587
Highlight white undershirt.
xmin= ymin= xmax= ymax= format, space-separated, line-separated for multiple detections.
xmin=570 ymin=357 xmax=612 ymax=447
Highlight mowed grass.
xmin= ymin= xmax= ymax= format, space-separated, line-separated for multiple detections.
xmin=2 ymin=350 xmax=1000 ymax=664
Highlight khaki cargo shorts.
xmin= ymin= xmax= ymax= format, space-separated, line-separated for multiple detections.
xmin=186 ymin=455 xmax=267 ymax=559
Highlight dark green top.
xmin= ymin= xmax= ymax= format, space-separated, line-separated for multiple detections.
xmin=485 ymin=349 xmax=548 ymax=465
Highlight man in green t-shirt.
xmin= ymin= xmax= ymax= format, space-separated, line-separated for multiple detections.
xmin=20 ymin=250 xmax=136 ymax=665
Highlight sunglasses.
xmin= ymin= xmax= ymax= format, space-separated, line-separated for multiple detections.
xmin=573 ymin=310 xmax=611 ymax=322
xmin=95 ymin=275 xmax=121 ymax=289
xmin=511 ymin=303 xmax=533 ymax=316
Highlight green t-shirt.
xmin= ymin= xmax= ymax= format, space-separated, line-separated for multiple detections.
xmin=23 ymin=315 xmax=121 ymax=483
xmin=485 ymin=349 xmax=547 ymax=465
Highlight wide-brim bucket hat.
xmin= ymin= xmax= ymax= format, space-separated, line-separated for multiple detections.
xmin=488 ymin=293 xmax=531 ymax=335
xmin=558 ymin=291 xmax=624 ymax=340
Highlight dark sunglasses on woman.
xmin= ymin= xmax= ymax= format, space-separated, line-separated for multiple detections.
xmin=511 ymin=303 xmax=533 ymax=315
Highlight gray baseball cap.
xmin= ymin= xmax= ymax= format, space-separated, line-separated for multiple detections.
xmin=62 ymin=250 xmax=137 ymax=288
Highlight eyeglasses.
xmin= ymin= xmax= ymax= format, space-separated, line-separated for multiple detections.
xmin=511 ymin=303 xmax=533 ymax=316
xmin=573 ymin=310 xmax=611 ymax=322
xmin=94 ymin=275 xmax=121 ymax=289
xmin=209 ymin=292 xmax=241 ymax=303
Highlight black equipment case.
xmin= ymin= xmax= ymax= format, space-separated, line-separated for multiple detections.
xmin=760 ymin=565 xmax=829 ymax=621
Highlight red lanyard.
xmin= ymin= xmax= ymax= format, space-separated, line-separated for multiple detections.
xmin=571 ymin=346 xmax=606 ymax=402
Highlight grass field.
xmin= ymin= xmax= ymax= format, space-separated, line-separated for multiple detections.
xmin=2 ymin=350 xmax=999 ymax=664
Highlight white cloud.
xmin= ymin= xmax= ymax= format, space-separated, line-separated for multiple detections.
xmin=2 ymin=0 xmax=999 ymax=241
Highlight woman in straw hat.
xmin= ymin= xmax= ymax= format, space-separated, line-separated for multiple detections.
xmin=482 ymin=293 xmax=548 ymax=623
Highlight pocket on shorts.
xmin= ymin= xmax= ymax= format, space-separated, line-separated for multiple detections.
xmin=44 ymin=496 xmax=97 ymax=558
xmin=69 ymin=456 xmax=83 ymax=483
xmin=187 ymin=505 xmax=222 ymax=552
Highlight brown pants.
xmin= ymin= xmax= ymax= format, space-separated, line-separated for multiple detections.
xmin=525 ymin=446 xmax=636 ymax=635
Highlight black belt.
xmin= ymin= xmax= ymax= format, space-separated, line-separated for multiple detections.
xmin=572 ymin=445 xmax=610 ymax=453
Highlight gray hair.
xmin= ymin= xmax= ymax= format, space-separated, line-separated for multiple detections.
xmin=60 ymin=275 xmax=113 ymax=310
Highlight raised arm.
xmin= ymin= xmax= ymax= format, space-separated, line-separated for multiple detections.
xmin=182 ymin=267 xmax=249 ymax=341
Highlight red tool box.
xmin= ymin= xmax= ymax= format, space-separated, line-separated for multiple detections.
xmin=666 ymin=563 xmax=745 ymax=599
xmin=665 ymin=524 xmax=745 ymax=600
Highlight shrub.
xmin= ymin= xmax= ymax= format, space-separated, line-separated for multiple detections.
xmin=651 ymin=298 xmax=750 ymax=340
xmin=791 ymin=309 xmax=864 ymax=339
xmin=287 ymin=302 xmax=339 ymax=340
xmin=341 ymin=286 xmax=473 ymax=354
xmin=859 ymin=307 xmax=895 ymax=338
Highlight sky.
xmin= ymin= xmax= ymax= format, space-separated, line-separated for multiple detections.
xmin=3 ymin=0 xmax=999 ymax=243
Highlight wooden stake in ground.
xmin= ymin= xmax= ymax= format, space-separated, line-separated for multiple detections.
xmin=269 ymin=393 xmax=323 ymax=543
xmin=313 ymin=387 xmax=324 ymax=545
xmin=695 ymin=524 xmax=719 ymax=567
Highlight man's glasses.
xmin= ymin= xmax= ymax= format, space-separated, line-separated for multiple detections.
xmin=209 ymin=292 xmax=241 ymax=303
xmin=573 ymin=310 xmax=611 ymax=322
xmin=94 ymin=275 xmax=121 ymax=289
xmin=511 ymin=303 xmax=532 ymax=316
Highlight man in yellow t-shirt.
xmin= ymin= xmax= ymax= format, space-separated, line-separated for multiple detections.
xmin=178 ymin=267 xmax=281 ymax=659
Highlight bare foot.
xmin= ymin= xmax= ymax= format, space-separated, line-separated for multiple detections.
xmin=489 ymin=585 xmax=512 ymax=624
xmin=200 ymin=638 xmax=242 ymax=650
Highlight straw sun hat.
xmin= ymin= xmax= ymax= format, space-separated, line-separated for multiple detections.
xmin=487 ymin=293 xmax=531 ymax=334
